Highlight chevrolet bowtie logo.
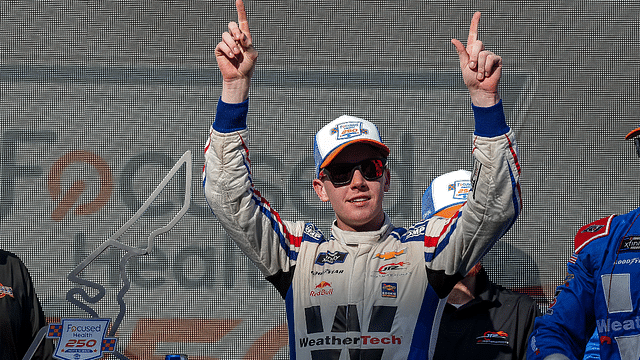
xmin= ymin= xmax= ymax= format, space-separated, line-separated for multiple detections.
xmin=373 ymin=248 xmax=406 ymax=260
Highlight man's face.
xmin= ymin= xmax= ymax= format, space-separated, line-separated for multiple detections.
xmin=313 ymin=143 xmax=390 ymax=232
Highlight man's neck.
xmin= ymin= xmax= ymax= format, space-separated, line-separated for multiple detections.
xmin=447 ymin=275 xmax=477 ymax=306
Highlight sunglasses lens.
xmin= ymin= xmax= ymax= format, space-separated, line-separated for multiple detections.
xmin=324 ymin=159 xmax=386 ymax=186
xmin=326 ymin=164 xmax=354 ymax=185
xmin=361 ymin=159 xmax=385 ymax=180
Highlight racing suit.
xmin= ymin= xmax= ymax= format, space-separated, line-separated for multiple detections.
xmin=528 ymin=208 xmax=640 ymax=360
xmin=203 ymin=98 xmax=521 ymax=360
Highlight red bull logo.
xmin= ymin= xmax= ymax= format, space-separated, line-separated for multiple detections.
xmin=310 ymin=281 xmax=334 ymax=297
xmin=315 ymin=281 xmax=331 ymax=289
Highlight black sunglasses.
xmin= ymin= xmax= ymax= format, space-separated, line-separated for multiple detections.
xmin=321 ymin=158 xmax=387 ymax=187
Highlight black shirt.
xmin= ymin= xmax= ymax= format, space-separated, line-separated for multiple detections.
xmin=0 ymin=250 xmax=54 ymax=360
xmin=433 ymin=268 xmax=540 ymax=360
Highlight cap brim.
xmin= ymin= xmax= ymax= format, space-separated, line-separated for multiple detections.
xmin=432 ymin=203 xmax=465 ymax=219
xmin=626 ymin=127 xmax=640 ymax=140
xmin=320 ymin=139 xmax=390 ymax=169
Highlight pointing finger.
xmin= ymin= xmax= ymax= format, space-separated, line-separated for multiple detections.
xmin=236 ymin=0 xmax=252 ymax=41
xmin=467 ymin=11 xmax=481 ymax=46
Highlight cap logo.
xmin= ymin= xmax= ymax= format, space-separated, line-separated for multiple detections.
xmin=451 ymin=180 xmax=471 ymax=200
xmin=333 ymin=122 xmax=368 ymax=140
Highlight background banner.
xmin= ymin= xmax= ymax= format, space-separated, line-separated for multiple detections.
xmin=1 ymin=1 xmax=639 ymax=358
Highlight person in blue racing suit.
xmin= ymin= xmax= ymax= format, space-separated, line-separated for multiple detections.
xmin=528 ymin=125 xmax=640 ymax=360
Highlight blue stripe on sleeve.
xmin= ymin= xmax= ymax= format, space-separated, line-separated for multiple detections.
xmin=213 ymin=97 xmax=249 ymax=133
xmin=408 ymin=284 xmax=446 ymax=359
xmin=285 ymin=286 xmax=297 ymax=360
xmin=472 ymin=99 xmax=510 ymax=137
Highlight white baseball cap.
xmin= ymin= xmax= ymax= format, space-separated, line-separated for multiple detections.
xmin=421 ymin=169 xmax=472 ymax=220
xmin=313 ymin=115 xmax=390 ymax=178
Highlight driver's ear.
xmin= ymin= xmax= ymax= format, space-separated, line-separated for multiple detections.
xmin=313 ymin=178 xmax=330 ymax=202
xmin=383 ymin=168 xmax=390 ymax=192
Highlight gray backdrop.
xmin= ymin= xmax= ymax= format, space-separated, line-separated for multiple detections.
xmin=1 ymin=1 xmax=639 ymax=358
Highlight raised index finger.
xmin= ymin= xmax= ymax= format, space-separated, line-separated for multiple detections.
xmin=466 ymin=11 xmax=481 ymax=46
xmin=236 ymin=0 xmax=251 ymax=37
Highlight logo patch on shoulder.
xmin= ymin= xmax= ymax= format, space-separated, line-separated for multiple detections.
xmin=575 ymin=215 xmax=614 ymax=253
xmin=581 ymin=225 xmax=604 ymax=233
xmin=304 ymin=224 xmax=324 ymax=241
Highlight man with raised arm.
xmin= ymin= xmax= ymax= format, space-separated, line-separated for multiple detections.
xmin=203 ymin=1 xmax=521 ymax=359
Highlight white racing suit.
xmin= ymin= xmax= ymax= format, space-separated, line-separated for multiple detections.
xmin=203 ymin=98 xmax=521 ymax=360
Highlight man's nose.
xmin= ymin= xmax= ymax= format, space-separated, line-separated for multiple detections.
xmin=350 ymin=169 xmax=367 ymax=187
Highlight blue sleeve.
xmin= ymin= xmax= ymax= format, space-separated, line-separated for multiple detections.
xmin=472 ymin=100 xmax=510 ymax=137
xmin=212 ymin=97 xmax=249 ymax=133
xmin=527 ymin=250 xmax=597 ymax=360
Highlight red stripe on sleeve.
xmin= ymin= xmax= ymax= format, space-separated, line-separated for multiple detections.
xmin=505 ymin=134 xmax=521 ymax=175
xmin=424 ymin=215 xmax=456 ymax=248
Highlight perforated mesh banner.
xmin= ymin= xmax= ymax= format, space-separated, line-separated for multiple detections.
xmin=1 ymin=1 xmax=639 ymax=358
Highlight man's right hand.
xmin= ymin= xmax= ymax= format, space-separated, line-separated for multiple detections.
xmin=215 ymin=0 xmax=258 ymax=103
xmin=451 ymin=12 xmax=501 ymax=108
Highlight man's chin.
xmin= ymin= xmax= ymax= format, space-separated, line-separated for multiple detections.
xmin=341 ymin=214 xmax=384 ymax=231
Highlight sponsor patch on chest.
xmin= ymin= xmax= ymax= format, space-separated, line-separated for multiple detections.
xmin=371 ymin=262 xmax=412 ymax=278
xmin=619 ymin=236 xmax=640 ymax=252
xmin=315 ymin=251 xmax=348 ymax=265
xmin=373 ymin=248 xmax=407 ymax=260
xmin=381 ymin=283 xmax=397 ymax=298
xmin=310 ymin=281 xmax=334 ymax=297
xmin=476 ymin=331 xmax=509 ymax=346
xmin=0 ymin=283 xmax=14 ymax=298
